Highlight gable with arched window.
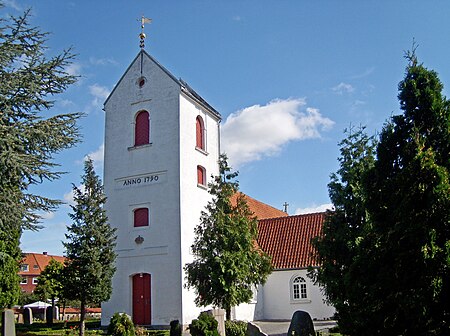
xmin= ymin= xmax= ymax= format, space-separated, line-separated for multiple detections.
xmin=291 ymin=275 xmax=308 ymax=300
xmin=135 ymin=110 xmax=150 ymax=146
xmin=196 ymin=116 xmax=205 ymax=150
xmin=197 ymin=165 xmax=206 ymax=187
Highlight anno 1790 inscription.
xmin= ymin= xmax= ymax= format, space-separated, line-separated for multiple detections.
xmin=116 ymin=172 xmax=165 ymax=189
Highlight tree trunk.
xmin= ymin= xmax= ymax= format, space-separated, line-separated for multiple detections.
xmin=226 ymin=308 xmax=231 ymax=321
xmin=79 ymin=300 xmax=86 ymax=336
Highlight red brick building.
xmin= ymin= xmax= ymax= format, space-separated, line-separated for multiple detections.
xmin=19 ymin=252 xmax=65 ymax=293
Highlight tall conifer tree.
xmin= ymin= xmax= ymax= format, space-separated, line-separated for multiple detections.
xmin=64 ymin=158 xmax=116 ymax=336
xmin=0 ymin=5 xmax=81 ymax=307
xmin=314 ymin=49 xmax=450 ymax=335
xmin=185 ymin=154 xmax=272 ymax=320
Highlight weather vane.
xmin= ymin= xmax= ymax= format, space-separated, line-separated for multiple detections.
xmin=138 ymin=15 xmax=152 ymax=49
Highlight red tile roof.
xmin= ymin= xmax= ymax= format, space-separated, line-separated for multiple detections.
xmin=231 ymin=192 xmax=288 ymax=220
xmin=19 ymin=253 xmax=66 ymax=276
xmin=257 ymin=212 xmax=325 ymax=270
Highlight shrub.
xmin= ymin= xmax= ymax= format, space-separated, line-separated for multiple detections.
xmin=225 ymin=320 xmax=247 ymax=336
xmin=188 ymin=312 xmax=219 ymax=336
xmin=170 ymin=320 xmax=181 ymax=336
xmin=107 ymin=313 xmax=135 ymax=336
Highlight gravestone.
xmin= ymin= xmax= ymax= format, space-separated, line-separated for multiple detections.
xmin=45 ymin=306 xmax=53 ymax=326
xmin=287 ymin=310 xmax=315 ymax=336
xmin=1 ymin=309 xmax=16 ymax=336
xmin=23 ymin=308 xmax=32 ymax=325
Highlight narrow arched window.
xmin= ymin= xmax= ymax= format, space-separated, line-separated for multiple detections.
xmin=197 ymin=165 xmax=206 ymax=186
xmin=196 ymin=116 xmax=205 ymax=150
xmin=134 ymin=208 xmax=149 ymax=227
xmin=292 ymin=276 xmax=307 ymax=300
xmin=135 ymin=110 xmax=150 ymax=146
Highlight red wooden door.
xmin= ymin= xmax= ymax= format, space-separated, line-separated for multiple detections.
xmin=132 ymin=273 xmax=151 ymax=325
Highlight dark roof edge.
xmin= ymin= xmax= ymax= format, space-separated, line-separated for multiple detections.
xmin=104 ymin=50 xmax=221 ymax=120
xmin=272 ymin=266 xmax=320 ymax=272
xmin=258 ymin=211 xmax=327 ymax=222
xmin=180 ymin=79 xmax=221 ymax=120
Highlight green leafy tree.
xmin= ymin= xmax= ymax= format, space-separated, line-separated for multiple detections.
xmin=63 ymin=158 xmax=117 ymax=336
xmin=0 ymin=5 xmax=81 ymax=307
xmin=185 ymin=154 xmax=272 ymax=320
xmin=34 ymin=258 xmax=64 ymax=324
xmin=314 ymin=49 xmax=450 ymax=335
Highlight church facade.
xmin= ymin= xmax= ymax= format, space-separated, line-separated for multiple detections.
xmin=101 ymin=50 xmax=334 ymax=326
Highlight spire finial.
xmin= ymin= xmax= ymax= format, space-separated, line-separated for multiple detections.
xmin=138 ymin=15 xmax=152 ymax=49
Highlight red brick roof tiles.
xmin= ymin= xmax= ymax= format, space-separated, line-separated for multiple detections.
xmin=19 ymin=253 xmax=66 ymax=276
xmin=231 ymin=192 xmax=288 ymax=220
xmin=257 ymin=212 xmax=325 ymax=270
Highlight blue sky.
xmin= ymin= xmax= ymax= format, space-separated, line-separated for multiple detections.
xmin=5 ymin=0 xmax=450 ymax=256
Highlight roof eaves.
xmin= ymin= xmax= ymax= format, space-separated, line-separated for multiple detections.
xmin=179 ymin=79 xmax=221 ymax=120
xmin=103 ymin=49 xmax=182 ymax=107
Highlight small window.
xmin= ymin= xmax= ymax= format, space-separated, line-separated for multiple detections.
xmin=20 ymin=277 xmax=28 ymax=284
xmin=196 ymin=116 xmax=205 ymax=150
xmin=21 ymin=264 xmax=29 ymax=272
xmin=292 ymin=276 xmax=307 ymax=300
xmin=134 ymin=208 xmax=149 ymax=227
xmin=135 ymin=110 xmax=150 ymax=146
xmin=197 ymin=165 xmax=206 ymax=186
xmin=32 ymin=278 xmax=39 ymax=285
xmin=33 ymin=264 xmax=39 ymax=269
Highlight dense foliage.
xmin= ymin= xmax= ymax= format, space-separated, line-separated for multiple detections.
xmin=313 ymin=50 xmax=450 ymax=334
xmin=64 ymin=158 xmax=117 ymax=336
xmin=0 ymin=5 xmax=81 ymax=307
xmin=185 ymin=154 xmax=272 ymax=320
xmin=107 ymin=313 xmax=135 ymax=336
xmin=34 ymin=258 xmax=64 ymax=324
xmin=224 ymin=320 xmax=247 ymax=336
xmin=188 ymin=312 xmax=219 ymax=336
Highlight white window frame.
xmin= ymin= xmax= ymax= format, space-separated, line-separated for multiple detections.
xmin=21 ymin=264 xmax=29 ymax=272
xmin=20 ymin=277 xmax=28 ymax=284
xmin=291 ymin=275 xmax=309 ymax=302
xmin=32 ymin=277 xmax=39 ymax=285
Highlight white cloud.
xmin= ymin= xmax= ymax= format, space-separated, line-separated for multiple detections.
xmin=65 ymin=62 xmax=82 ymax=77
xmin=221 ymin=98 xmax=334 ymax=166
xmin=351 ymin=67 xmax=375 ymax=79
xmin=63 ymin=185 xmax=85 ymax=206
xmin=89 ymin=57 xmax=118 ymax=66
xmin=58 ymin=99 xmax=75 ymax=108
xmin=39 ymin=211 xmax=55 ymax=220
xmin=295 ymin=203 xmax=334 ymax=215
xmin=332 ymin=82 xmax=355 ymax=95
xmin=3 ymin=0 xmax=22 ymax=11
xmin=84 ymin=144 xmax=104 ymax=169
xmin=89 ymin=84 xmax=110 ymax=109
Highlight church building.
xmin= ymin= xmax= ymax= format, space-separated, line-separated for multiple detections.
xmin=101 ymin=30 xmax=334 ymax=326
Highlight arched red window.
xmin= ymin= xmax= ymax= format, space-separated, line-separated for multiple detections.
xmin=196 ymin=116 xmax=205 ymax=150
xmin=134 ymin=208 xmax=149 ymax=227
xmin=197 ymin=165 xmax=206 ymax=186
xmin=135 ymin=111 xmax=150 ymax=146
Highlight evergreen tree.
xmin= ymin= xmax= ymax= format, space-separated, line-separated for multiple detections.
xmin=0 ymin=5 xmax=81 ymax=307
xmin=185 ymin=154 xmax=272 ymax=320
xmin=363 ymin=49 xmax=450 ymax=334
xmin=34 ymin=259 xmax=64 ymax=325
xmin=64 ymin=158 xmax=116 ymax=336
xmin=314 ymin=49 xmax=450 ymax=335
xmin=311 ymin=126 xmax=376 ymax=334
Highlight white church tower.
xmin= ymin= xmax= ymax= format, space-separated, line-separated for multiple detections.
xmin=101 ymin=25 xmax=221 ymax=326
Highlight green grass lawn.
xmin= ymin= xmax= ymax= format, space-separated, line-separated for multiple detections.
xmin=15 ymin=320 xmax=104 ymax=335
xmin=14 ymin=320 xmax=171 ymax=336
